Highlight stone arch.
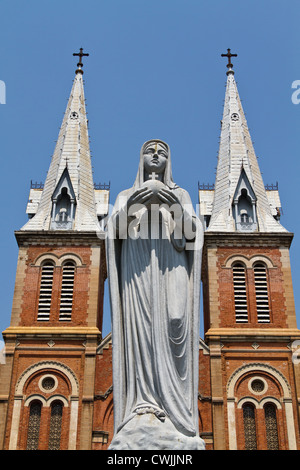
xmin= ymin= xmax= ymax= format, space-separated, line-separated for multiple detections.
xmin=226 ymin=363 xmax=296 ymax=450
xmin=15 ymin=361 xmax=79 ymax=397
xmin=237 ymin=396 xmax=282 ymax=410
xmin=33 ymin=253 xmax=59 ymax=267
xmin=224 ymin=254 xmax=275 ymax=269
xmin=58 ymin=253 xmax=83 ymax=267
xmin=103 ymin=395 xmax=114 ymax=428
xmin=24 ymin=395 xmax=47 ymax=407
xmin=224 ymin=254 xmax=250 ymax=268
xmin=46 ymin=395 xmax=69 ymax=407
xmin=9 ymin=361 xmax=79 ymax=450
xmin=249 ymin=255 xmax=275 ymax=269
xmin=227 ymin=363 xmax=291 ymax=399
xmin=258 ymin=397 xmax=282 ymax=410
xmin=237 ymin=397 xmax=259 ymax=409
xmin=33 ymin=252 xmax=83 ymax=267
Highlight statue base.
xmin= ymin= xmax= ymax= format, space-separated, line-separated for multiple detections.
xmin=108 ymin=412 xmax=205 ymax=450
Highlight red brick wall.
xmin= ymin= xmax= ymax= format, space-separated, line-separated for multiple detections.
xmin=93 ymin=343 xmax=114 ymax=449
xmin=216 ymin=246 xmax=287 ymax=328
xmin=3 ymin=346 xmax=87 ymax=450
xmin=19 ymin=246 xmax=94 ymax=327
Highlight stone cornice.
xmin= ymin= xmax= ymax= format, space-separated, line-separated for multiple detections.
xmin=14 ymin=230 xmax=106 ymax=247
xmin=205 ymin=327 xmax=300 ymax=342
xmin=2 ymin=326 xmax=101 ymax=340
xmin=203 ymin=231 xmax=294 ymax=248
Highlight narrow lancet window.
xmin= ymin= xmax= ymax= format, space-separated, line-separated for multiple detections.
xmin=48 ymin=401 xmax=63 ymax=450
xmin=37 ymin=262 xmax=54 ymax=321
xmin=243 ymin=403 xmax=257 ymax=450
xmin=254 ymin=263 xmax=270 ymax=323
xmin=59 ymin=262 xmax=75 ymax=321
xmin=26 ymin=401 xmax=42 ymax=450
xmin=264 ymin=403 xmax=279 ymax=450
xmin=233 ymin=263 xmax=248 ymax=323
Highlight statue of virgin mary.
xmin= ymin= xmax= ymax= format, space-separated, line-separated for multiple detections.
xmin=106 ymin=139 xmax=205 ymax=450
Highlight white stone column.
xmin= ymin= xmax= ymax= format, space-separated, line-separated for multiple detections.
xmin=70 ymin=200 xmax=75 ymax=220
xmin=227 ymin=399 xmax=237 ymax=450
xmin=252 ymin=201 xmax=257 ymax=224
xmin=51 ymin=200 xmax=57 ymax=221
xmin=8 ymin=396 xmax=22 ymax=450
xmin=284 ymin=399 xmax=297 ymax=450
xmin=68 ymin=398 xmax=79 ymax=450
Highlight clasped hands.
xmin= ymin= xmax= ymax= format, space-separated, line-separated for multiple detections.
xmin=127 ymin=187 xmax=180 ymax=209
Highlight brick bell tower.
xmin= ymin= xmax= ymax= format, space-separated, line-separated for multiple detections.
xmin=0 ymin=50 xmax=109 ymax=450
xmin=199 ymin=50 xmax=300 ymax=450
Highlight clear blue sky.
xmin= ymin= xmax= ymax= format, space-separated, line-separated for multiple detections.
xmin=0 ymin=0 xmax=299 ymax=338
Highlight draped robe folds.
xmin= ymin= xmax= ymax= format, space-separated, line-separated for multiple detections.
xmin=106 ymin=140 xmax=203 ymax=445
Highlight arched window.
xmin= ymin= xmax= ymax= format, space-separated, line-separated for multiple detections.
xmin=48 ymin=401 xmax=63 ymax=450
xmin=243 ymin=403 xmax=257 ymax=450
xmin=233 ymin=263 xmax=248 ymax=323
xmin=51 ymin=168 xmax=76 ymax=230
xmin=26 ymin=401 xmax=42 ymax=450
xmin=232 ymin=169 xmax=258 ymax=232
xmin=264 ymin=403 xmax=279 ymax=450
xmin=37 ymin=262 xmax=55 ymax=321
xmin=240 ymin=212 xmax=249 ymax=224
xmin=254 ymin=263 xmax=270 ymax=323
xmin=59 ymin=262 xmax=75 ymax=321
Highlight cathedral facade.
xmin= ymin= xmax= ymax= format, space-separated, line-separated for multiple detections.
xmin=0 ymin=53 xmax=299 ymax=451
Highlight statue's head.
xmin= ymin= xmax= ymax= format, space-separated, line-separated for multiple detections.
xmin=143 ymin=140 xmax=168 ymax=177
xmin=134 ymin=139 xmax=175 ymax=190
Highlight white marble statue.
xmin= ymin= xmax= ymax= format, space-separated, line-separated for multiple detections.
xmin=106 ymin=139 xmax=205 ymax=450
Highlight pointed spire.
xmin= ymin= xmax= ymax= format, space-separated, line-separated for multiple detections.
xmin=208 ymin=54 xmax=287 ymax=233
xmin=22 ymin=52 xmax=99 ymax=232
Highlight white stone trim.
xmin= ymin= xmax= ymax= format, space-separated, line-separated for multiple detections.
xmin=8 ymin=397 xmax=23 ymax=450
xmin=237 ymin=397 xmax=259 ymax=409
xmin=15 ymin=361 xmax=79 ymax=396
xmin=33 ymin=252 xmax=83 ymax=267
xmin=224 ymin=254 xmax=275 ymax=269
xmin=284 ymin=400 xmax=297 ymax=450
xmin=258 ymin=397 xmax=282 ymax=410
xmin=38 ymin=374 xmax=58 ymax=393
xmin=69 ymin=398 xmax=79 ymax=450
xmin=24 ymin=394 xmax=69 ymax=408
xmin=33 ymin=253 xmax=59 ymax=266
xmin=226 ymin=363 xmax=295 ymax=450
xmin=46 ymin=395 xmax=69 ymax=407
xmin=24 ymin=394 xmax=47 ymax=407
xmin=59 ymin=253 xmax=83 ymax=267
xmin=248 ymin=376 xmax=268 ymax=395
xmin=227 ymin=363 xmax=291 ymax=398
xmin=224 ymin=254 xmax=249 ymax=268
xmin=249 ymin=255 xmax=275 ymax=269
xmin=9 ymin=361 xmax=79 ymax=450
xmin=227 ymin=399 xmax=238 ymax=450
xmin=236 ymin=396 xmax=282 ymax=410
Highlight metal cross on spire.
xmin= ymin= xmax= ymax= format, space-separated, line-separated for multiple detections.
xmin=221 ymin=48 xmax=237 ymax=75
xmin=73 ymin=48 xmax=89 ymax=75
